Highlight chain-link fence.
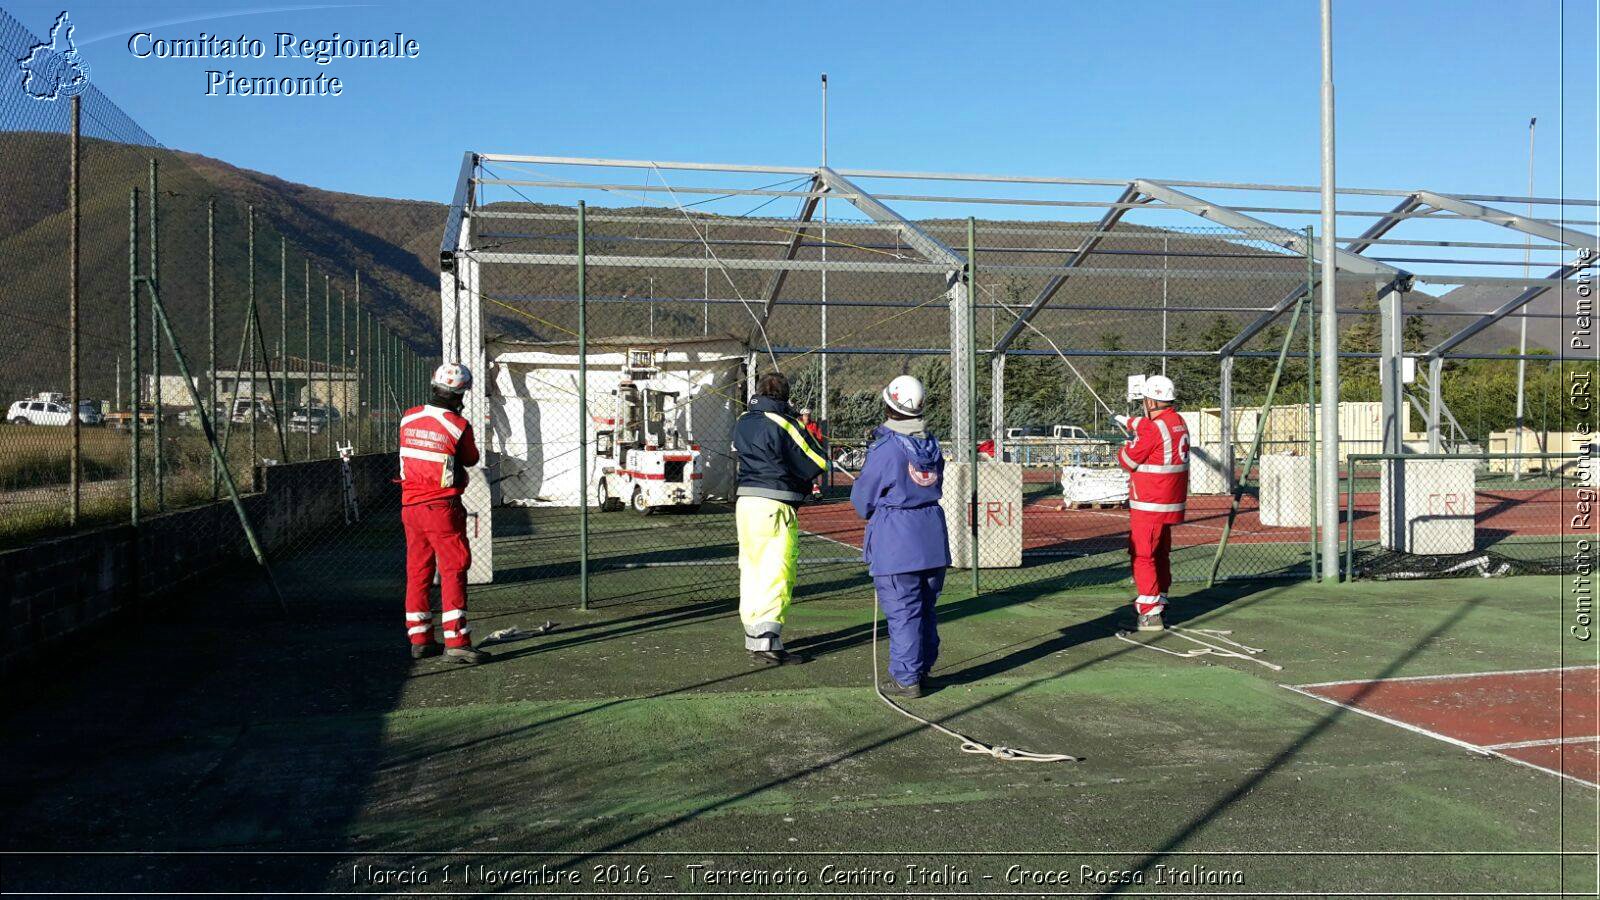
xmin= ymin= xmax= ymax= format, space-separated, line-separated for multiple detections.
xmin=0 ymin=5 xmax=446 ymax=613
xmin=0 ymin=163 xmax=440 ymax=548
xmin=459 ymin=189 xmax=1341 ymax=612
xmin=3 ymin=14 xmax=1588 ymax=629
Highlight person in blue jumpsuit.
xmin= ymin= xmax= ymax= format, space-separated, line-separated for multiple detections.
xmin=849 ymin=375 xmax=950 ymax=698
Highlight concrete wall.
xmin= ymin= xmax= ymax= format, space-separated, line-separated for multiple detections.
xmin=1 ymin=453 xmax=396 ymax=675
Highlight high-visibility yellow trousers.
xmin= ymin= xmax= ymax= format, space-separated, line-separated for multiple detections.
xmin=736 ymin=496 xmax=799 ymax=651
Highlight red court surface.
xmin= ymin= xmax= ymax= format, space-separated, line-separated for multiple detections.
xmin=800 ymin=482 xmax=1563 ymax=554
xmin=1286 ymin=667 xmax=1600 ymax=787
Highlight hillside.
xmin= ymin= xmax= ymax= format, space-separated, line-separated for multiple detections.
xmin=1427 ymin=281 xmax=1566 ymax=354
xmin=0 ymin=132 xmax=470 ymax=402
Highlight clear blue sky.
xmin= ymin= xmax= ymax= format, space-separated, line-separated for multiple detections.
xmin=7 ymin=0 xmax=1596 ymax=215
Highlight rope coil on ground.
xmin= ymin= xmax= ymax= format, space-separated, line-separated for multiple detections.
xmin=871 ymin=591 xmax=1078 ymax=763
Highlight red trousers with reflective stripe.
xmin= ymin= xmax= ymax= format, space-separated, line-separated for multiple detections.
xmin=403 ymin=500 xmax=472 ymax=648
xmin=1128 ymin=514 xmax=1173 ymax=614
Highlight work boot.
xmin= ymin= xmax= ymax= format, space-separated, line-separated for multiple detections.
xmin=410 ymin=643 xmax=442 ymax=660
xmin=445 ymin=645 xmax=491 ymax=665
xmin=1136 ymin=612 xmax=1165 ymax=632
xmin=881 ymin=678 xmax=924 ymax=699
xmin=749 ymin=648 xmax=805 ymax=666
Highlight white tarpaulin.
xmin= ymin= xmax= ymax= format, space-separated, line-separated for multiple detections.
xmin=485 ymin=337 xmax=748 ymax=506
xmin=1060 ymin=465 xmax=1129 ymax=504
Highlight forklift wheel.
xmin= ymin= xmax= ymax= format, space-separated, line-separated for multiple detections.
xmin=597 ymin=481 xmax=623 ymax=512
xmin=631 ymin=488 xmax=653 ymax=516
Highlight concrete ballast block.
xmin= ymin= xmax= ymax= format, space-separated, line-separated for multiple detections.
xmin=1259 ymin=454 xmax=1321 ymax=528
xmin=941 ymin=460 xmax=1024 ymax=569
xmin=1379 ymin=458 xmax=1476 ymax=555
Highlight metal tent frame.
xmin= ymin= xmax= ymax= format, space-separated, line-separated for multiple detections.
xmin=439 ymin=151 xmax=1596 ymax=581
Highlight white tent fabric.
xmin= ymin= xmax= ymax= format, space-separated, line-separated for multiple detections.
xmin=485 ymin=337 xmax=749 ymax=506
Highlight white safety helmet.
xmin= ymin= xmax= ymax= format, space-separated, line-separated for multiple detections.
xmin=431 ymin=362 xmax=473 ymax=394
xmin=1141 ymin=374 xmax=1176 ymax=403
xmin=882 ymin=375 xmax=926 ymax=417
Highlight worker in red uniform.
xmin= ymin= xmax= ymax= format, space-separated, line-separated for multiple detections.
xmin=799 ymin=409 xmax=825 ymax=497
xmin=1115 ymin=374 xmax=1189 ymax=632
xmin=399 ymin=362 xmax=487 ymax=664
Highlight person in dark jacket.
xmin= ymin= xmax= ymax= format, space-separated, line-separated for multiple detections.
xmin=732 ymin=372 xmax=828 ymax=664
xmin=849 ymin=375 xmax=950 ymax=698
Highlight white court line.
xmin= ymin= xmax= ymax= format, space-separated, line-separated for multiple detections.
xmin=801 ymin=524 xmax=865 ymax=553
xmin=1281 ymin=680 xmax=1600 ymax=789
xmin=1297 ymin=665 xmax=1599 ymax=689
xmin=1483 ymin=735 xmax=1600 ymax=751
xmin=1076 ymin=506 xmax=1244 ymax=538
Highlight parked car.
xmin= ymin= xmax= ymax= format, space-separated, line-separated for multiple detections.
xmin=178 ymin=402 xmax=228 ymax=428
xmin=1000 ymin=423 xmax=1112 ymax=466
xmin=5 ymin=393 xmax=101 ymax=426
xmin=230 ymin=397 xmax=276 ymax=424
xmin=76 ymin=399 xmax=104 ymax=426
xmin=1005 ymin=425 xmax=1052 ymax=441
xmin=8 ymin=394 xmax=72 ymax=426
xmin=289 ymin=405 xmax=340 ymax=434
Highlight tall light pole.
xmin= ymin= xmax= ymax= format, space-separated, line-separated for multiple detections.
xmin=820 ymin=72 xmax=831 ymax=487
xmin=1318 ymin=0 xmax=1340 ymax=580
xmin=1513 ymin=116 xmax=1535 ymax=480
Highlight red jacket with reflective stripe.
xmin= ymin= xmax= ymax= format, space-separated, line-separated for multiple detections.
xmin=1117 ymin=407 xmax=1189 ymax=523
xmin=398 ymin=404 xmax=479 ymax=506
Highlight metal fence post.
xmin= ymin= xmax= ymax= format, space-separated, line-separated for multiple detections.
xmin=68 ymin=94 xmax=80 ymax=526
xmin=280 ymin=237 xmax=288 ymax=443
xmin=1345 ymin=464 xmax=1357 ymax=578
xmin=355 ymin=273 xmax=363 ymax=448
xmin=1219 ymin=355 xmax=1234 ymax=493
xmin=219 ymin=251 xmax=256 ymax=476
xmin=578 ymin=200 xmax=590 ymax=611
xmin=208 ymin=199 xmax=218 ymax=498
xmin=247 ymin=207 xmax=257 ymax=475
xmin=246 ymin=222 xmax=287 ymax=465
xmin=304 ymin=261 xmax=312 ymax=461
xmin=1427 ymin=357 xmax=1443 ymax=452
xmin=1208 ymin=287 xmax=1312 ymax=587
xmin=144 ymin=275 xmax=288 ymax=615
xmin=967 ymin=217 xmax=979 ymax=599
xmin=1305 ymin=226 xmax=1319 ymax=580
xmin=324 ymin=274 xmax=332 ymax=458
xmin=151 ymin=287 xmax=162 ymax=510
xmin=128 ymin=188 xmax=141 ymax=527
xmin=384 ymin=329 xmax=390 ymax=438
xmin=375 ymin=324 xmax=382 ymax=449
xmin=340 ymin=288 xmax=348 ymax=447
xmin=149 ymin=160 xmax=164 ymax=512
xmin=378 ymin=324 xmax=387 ymax=451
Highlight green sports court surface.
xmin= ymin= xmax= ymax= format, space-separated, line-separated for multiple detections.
xmin=1 ymin=504 xmax=1595 ymax=895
